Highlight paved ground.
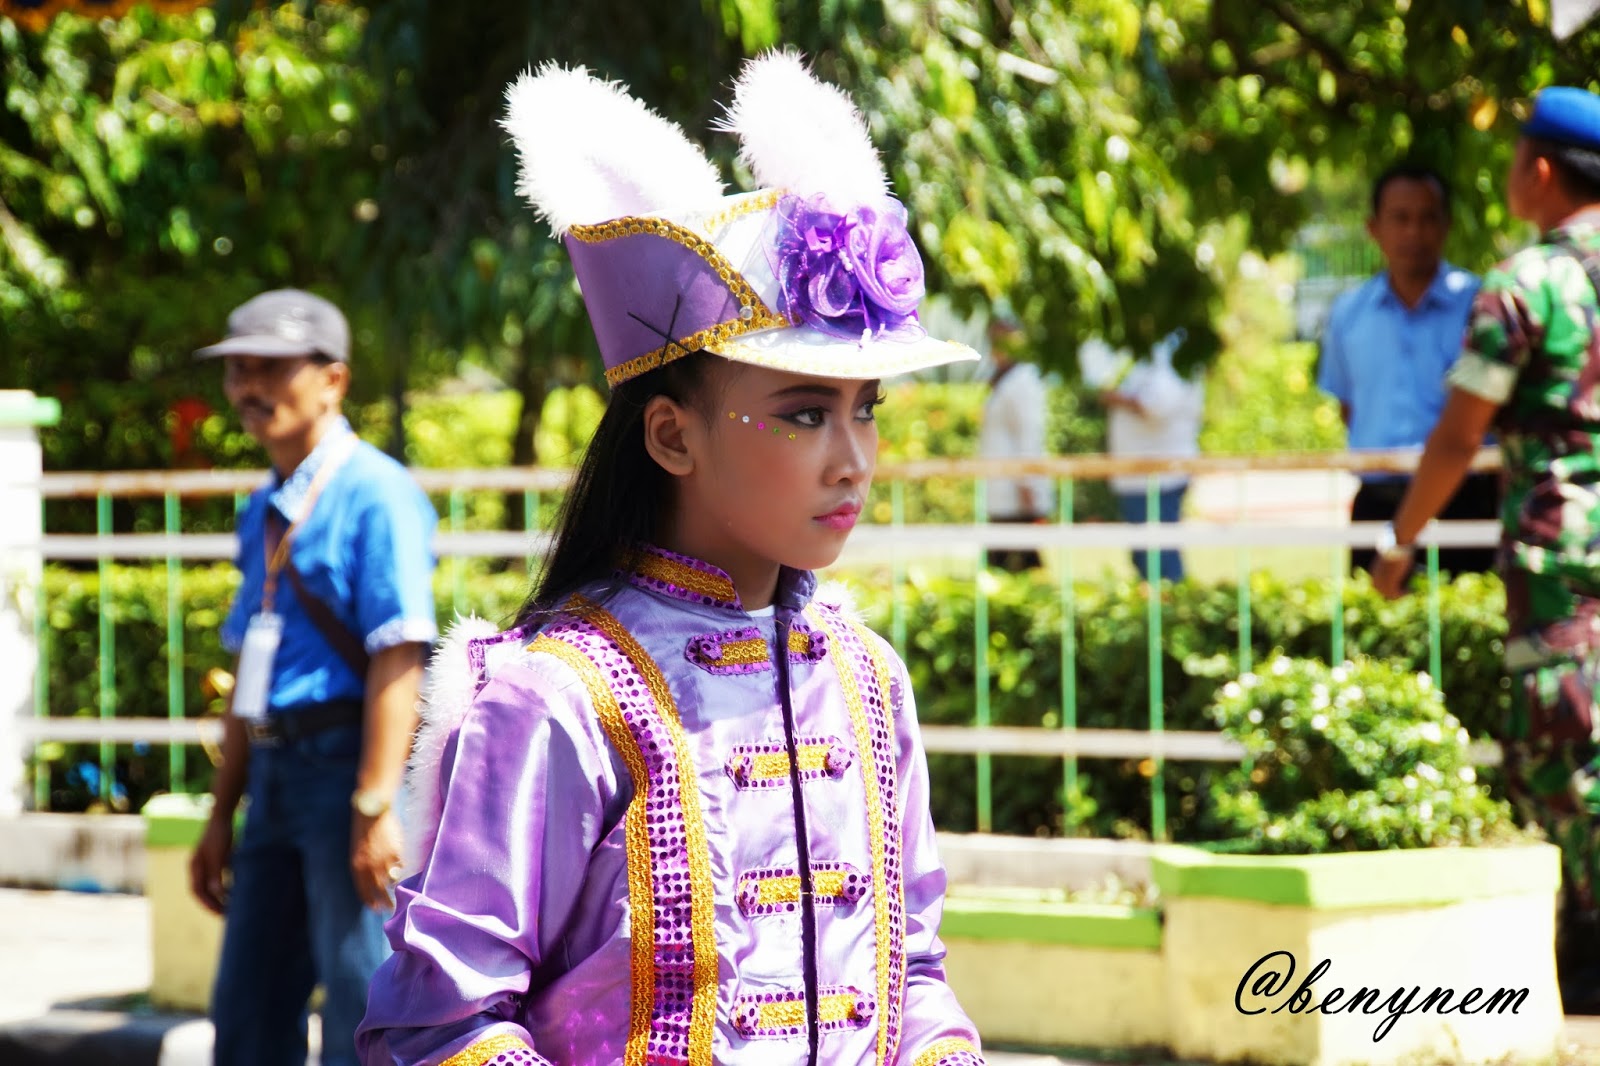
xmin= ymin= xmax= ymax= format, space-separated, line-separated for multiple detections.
xmin=0 ymin=888 xmax=1115 ymax=1065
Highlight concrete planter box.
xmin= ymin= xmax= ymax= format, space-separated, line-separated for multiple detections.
xmin=143 ymin=793 xmax=224 ymax=1013
xmin=941 ymin=842 xmax=1563 ymax=1065
xmin=942 ymin=892 xmax=1167 ymax=1051
xmin=1153 ymin=842 xmax=1563 ymax=1065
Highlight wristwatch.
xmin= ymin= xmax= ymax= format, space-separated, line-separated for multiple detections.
xmin=1374 ymin=522 xmax=1417 ymax=563
xmin=351 ymin=788 xmax=392 ymax=819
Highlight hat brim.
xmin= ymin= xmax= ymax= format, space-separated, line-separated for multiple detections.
xmin=707 ymin=323 xmax=979 ymax=380
xmin=193 ymin=335 xmax=329 ymax=360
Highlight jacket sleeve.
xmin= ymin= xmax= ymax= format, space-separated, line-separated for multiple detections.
xmin=357 ymin=658 xmax=622 ymax=1066
xmin=883 ymin=647 xmax=987 ymax=1066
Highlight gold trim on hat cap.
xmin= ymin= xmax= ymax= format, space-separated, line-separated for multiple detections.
xmin=697 ymin=188 xmax=781 ymax=238
xmin=602 ymin=310 xmax=793 ymax=388
xmin=568 ymin=212 xmax=791 ymax=388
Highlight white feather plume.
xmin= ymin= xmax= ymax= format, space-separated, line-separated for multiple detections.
xmin=717 ymin=50 xmax=888 ymax=203
xmin=502 ymin=63 xmax=725 ymax=235
xmin=401 ymin=614 xmax=499 ymax=871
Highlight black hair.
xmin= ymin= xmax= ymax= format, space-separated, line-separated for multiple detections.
xmin=1527 ymin=137 xmax=1600 ymax=203
xmin=515 ymin=352 xmax=721 ymax=628
xmin=1370 ymin=163 xmax=1452 ymax=219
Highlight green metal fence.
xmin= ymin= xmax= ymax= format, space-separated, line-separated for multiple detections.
xmin=30 ymin=450 xmax=1504 ymax=836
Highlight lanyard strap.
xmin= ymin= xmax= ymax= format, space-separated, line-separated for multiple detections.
xmin=261 ymin=433 xmax=359 ymax=614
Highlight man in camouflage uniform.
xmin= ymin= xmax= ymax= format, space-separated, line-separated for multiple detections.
xmin=1373 ymin=85 xmax=1600 ymax=1009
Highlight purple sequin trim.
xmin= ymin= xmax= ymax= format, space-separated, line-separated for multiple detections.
xmin=540 ymin=613 xmax=703 ymax=1064
xmin=790 ymin=620 xmax=828 ymax=665
xmin=814 ymin=606 xmax=908 ymax=1060
xmin=684 ymin=622 xmax=830 ymax=677
xmin=684 ymin=626 xmax=769 ymax=676
xmin=467 ymin=624 xmax=533 ymax=687
xmin=931 ymin=1051 xmax=985 ymax=1066
xmin=724 ymin=736 xmax=852 ymax=791
xmin=737 ymin=861 xmax=867 ymax=917
xmin=620 ymin=544 xmax=743 ymax=611
xmin=731 ymin=985 xmax=875 ymax=1039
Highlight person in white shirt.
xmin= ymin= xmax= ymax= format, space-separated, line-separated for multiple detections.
xmin=1093 ymin=329 xmax=1205 ymax=583
xmin=979 ymin=304 xmax=1054 ymax=571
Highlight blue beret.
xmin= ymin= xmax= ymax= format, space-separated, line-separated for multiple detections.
xmin=1522 ymin=86 xmax=1600 ymax=152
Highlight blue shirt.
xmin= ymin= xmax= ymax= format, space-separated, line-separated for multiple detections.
xmin=1317 ymin=263 xmax=1480 ymax=462
xmin=223 ymin=418 xmax=439 ymax=713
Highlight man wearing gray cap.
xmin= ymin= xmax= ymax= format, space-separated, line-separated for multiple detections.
xmin=187 ymin=289 xmax=439 ymax=1065
xmin=1371 ymin=86 xmax=1600 ymax=1011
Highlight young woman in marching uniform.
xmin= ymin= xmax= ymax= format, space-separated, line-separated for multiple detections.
xmin=357 ymin=53 xmax=987 ymax=1066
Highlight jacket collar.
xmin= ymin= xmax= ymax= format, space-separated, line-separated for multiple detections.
xmin=618 ymin=543 xmax=816 ymax=616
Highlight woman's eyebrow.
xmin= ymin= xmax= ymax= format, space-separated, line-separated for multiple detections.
xmin=766 ymin=383 xmax=842 ymax=401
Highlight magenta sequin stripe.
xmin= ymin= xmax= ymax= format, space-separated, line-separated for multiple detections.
xmin=736 ymin=861 xmax=867 ymax=917
xmin=622 ymin=545 xmax=742 ymax=610
xmin=684 ymin=626 xmax=770 ymax=676
xmin=731 ymin=984 xmax=876 ymax=1039
xmin=724 ymin=736 xmax=852 ymax=791
xmin=789 ymin=620 xmax=828 ymax=665
xmin=810 ymin=604 xmax=908 ymax=1062
xmin=540 ymin=612 xmax=707 ymax=1065
xmin=684 ymin=622 xmax=829 ymax=676
xmin=466 ymin=624 xmax=534 ymax=686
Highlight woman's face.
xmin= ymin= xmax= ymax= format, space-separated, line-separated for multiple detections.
xmin=673 ymin=362 xmax=882 ymax=581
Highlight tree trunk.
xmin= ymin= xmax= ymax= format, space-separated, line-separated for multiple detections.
xmin=506 ymin=341 xmax=548 ymax=534
xmin=387 ymin=322 xmax=410 ymax=463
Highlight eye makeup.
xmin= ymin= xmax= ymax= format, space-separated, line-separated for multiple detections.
xmin=728 ymin=411 xmax=797 ymax=440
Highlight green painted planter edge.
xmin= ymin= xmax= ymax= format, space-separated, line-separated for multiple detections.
xmin=1150 ymin=841 xmax=1560 ymax=908
xmin=143 ymin=792 xmax=216 ymax=847
xmin=941 ymin=897 xmax=1162 ymax=950
xmin=0 ymin=393 xmax=60 ymax=428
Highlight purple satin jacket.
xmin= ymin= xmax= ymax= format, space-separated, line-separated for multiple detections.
xmin=356 ymin=546 xmax=984 ymax=1066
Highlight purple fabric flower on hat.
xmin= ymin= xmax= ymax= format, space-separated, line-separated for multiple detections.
xmin=774 ymin=193 xmax=925 ymax=341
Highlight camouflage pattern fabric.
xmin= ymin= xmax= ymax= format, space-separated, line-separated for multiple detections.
xmin=1448 ymin=218 xmax=1600 ymax=590
xmin=1451 ymin=217 xmax=1600 ymax=911
xmin=1500 ymin=568 xmax=1600 ymax=910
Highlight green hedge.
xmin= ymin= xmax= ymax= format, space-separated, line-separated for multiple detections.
xmin=848 ymin=568 xmax=1509 ymax=840
xmin=33 ymin=563 xmax=531 ymax=812
xmin=36 ymin=563 xmax=1510 ymax=839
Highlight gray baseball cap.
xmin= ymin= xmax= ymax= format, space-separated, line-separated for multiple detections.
xmin=194 ymin=289 xmax=351 ymax=363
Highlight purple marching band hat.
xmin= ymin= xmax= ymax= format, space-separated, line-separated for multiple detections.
xmin=503 ymin=52 xmax=978 ymax=389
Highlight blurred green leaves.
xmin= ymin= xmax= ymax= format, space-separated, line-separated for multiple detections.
xmin=7 ymin=0 xmax=1600 ymax=481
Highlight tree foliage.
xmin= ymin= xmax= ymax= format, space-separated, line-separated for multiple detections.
xmin=1 ymin=4 xmax=378 ymax=471
xmin=5 ymin=1 xmax=1600 ymax=477
xmin=1171 ymin=0 xmax=1600 ymax=266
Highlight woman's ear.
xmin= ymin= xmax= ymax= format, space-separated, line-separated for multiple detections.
xmin=642 ymin=394 xmax=697 ymax=477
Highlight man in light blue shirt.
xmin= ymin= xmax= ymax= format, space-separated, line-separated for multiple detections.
xmin=1318 ymin=163 xmax=1498 ymax=575
xmin=187 ymin=289 xmax=438 ymax=1066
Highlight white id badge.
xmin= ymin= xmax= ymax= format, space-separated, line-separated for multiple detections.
xmin=232 ymin=612 xmax=283 ymax=721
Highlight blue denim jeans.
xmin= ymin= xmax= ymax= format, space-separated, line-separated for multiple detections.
xmin=1116 ymin=486 xmax=1188 ymax=583
xmin=211 ymin=724 xmax=389 ymax=1066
